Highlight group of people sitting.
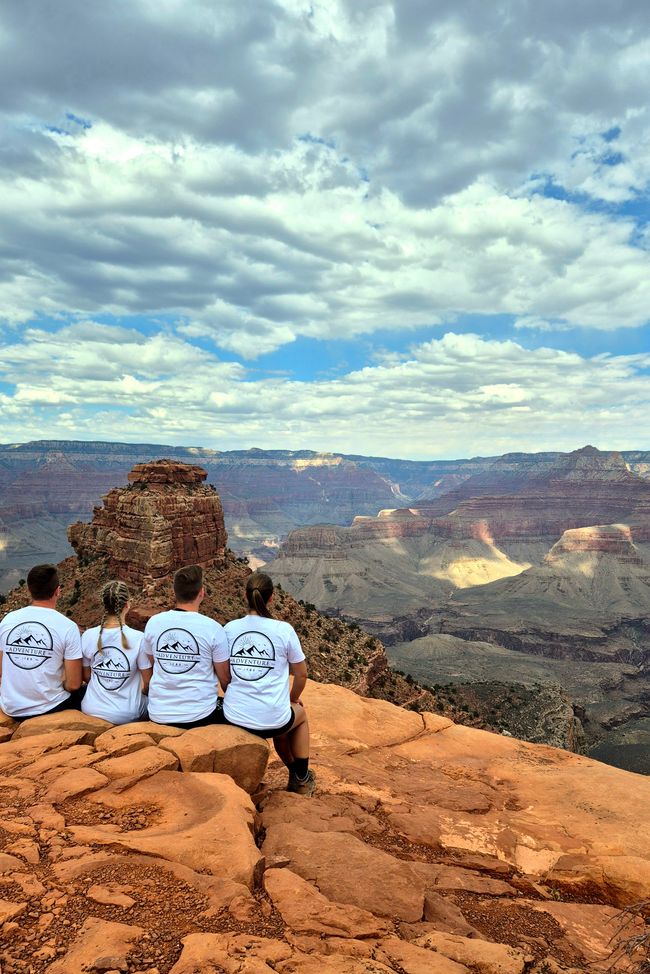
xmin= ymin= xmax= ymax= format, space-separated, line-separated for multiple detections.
xmin=0 ymin=563 xmax=315 ymax=796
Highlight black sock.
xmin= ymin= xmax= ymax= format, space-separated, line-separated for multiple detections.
xmin=291 ymin=757 xmax=309 ymax=780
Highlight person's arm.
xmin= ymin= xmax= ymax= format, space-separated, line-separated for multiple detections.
xmin=135 ymin=638 xmax=153 ymax=693
xmin=215 ymin=659 xmax=231 ymax=692
xmin=140 ymin=666 xmax=153 ymax=694
xmin=64 ymin=658 xmax=83 ymax=691
xmin=289 ymin=660 xmax=307 ymax=704
xmin=82 ymin=665 xmax=91 ymax=683
xmin=141 ymin=624 xmax=155 ymax=668
xmin=64 ymin=624 xmax=84 ymax=691
xmin=212 ymin=625 xmax=231 ymax=693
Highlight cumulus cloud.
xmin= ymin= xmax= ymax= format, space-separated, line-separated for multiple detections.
xmin=1 ymin=324 xmax=648 ymax=457
xmin=1 ymin=1 xmax=650 ymax=455
xmin=1 ymin=0 xmax=650 ymax=350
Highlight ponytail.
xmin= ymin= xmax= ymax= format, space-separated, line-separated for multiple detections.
xmin=246 ymin=572 xmax=274 ymax=619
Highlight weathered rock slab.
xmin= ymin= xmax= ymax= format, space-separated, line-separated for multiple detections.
xmin=68 ymin=770 xmax=262 ymax=887
xmin=45 ymin=767 xmax=109 ymax=803
xmin=94 ymin=745 xmax=179 ymax=783
xmin=44 ymin=916 xmax=143 ymax=974
xmin=160 ymin=724 xmax=269 ymax=793
xmin=262 ymin=824 xmax=425 ymax=921
xmin=414 ymin=931 xmax=527 ymax=974
xmin=12 ymin=709 xmax=112 ymax=741
xmin=264 ymin=867 xmax=391 ymax=938
xmin=94 ymin=721 xmax=184 ymax=748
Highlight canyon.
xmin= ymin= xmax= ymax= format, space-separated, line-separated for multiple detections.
xmin=2 ymin=439 xmax=649 ymax=593
xmin=270 ymin=447 xmax=650 ymax=773
xmin=2 ymin=442 xmax=650 ymax=766
xmin=1 ymin=453 xmax=650 ymax=971
xmin=0 ymin=460 xmax=648 ymax=970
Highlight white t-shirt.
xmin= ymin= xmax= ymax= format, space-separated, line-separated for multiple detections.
xmin=223 ymin=615 xmax=305 ymax=731
xmin=0 ymin=605 xmax=82 ymax=718
xmin=142 ymin=609 xmax=229 ymax=724
xmin=81 ymin=624 xmax=150 ymax=725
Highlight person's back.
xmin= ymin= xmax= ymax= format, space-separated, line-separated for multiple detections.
xmin=142 ymin=565 xmax=229 ymax=728
xmin=0 ymin=564 xmax=82 ymax=719
xmin=221 ymin=571 xmax=315 ymax=796
xmin=81 ymin=579 xmax=151 ymax=725
xmin=222 ymin=613 xmax=302 ymax=732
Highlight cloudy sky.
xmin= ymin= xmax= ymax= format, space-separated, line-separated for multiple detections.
xmin=1 ymin=0 xmax=650 ymax=458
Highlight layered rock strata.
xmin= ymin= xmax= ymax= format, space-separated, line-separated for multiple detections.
xmin=68 ymin=460 xmax=227 ymax=591
xmin=0 ymin=685 xmax=649 ymax=973
xmin=2 ymin=460 xmax=435 ymax=714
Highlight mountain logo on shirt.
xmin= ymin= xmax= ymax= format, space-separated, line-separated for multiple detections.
xmin=156 ymin=628 xmax=200 ymax=674
xmin=5 ymin=622 xmax=53 ymax=670
xmin=230 ymin=631 xmax=275 ymax=682
xmin=92 ymin=646 xmax=130 ymax=691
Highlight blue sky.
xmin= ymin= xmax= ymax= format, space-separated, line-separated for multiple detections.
xmin=1 ymin=1 xmax=650 ymax=458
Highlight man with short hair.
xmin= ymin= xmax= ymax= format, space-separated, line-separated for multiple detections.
xmin=0 ymin=564 xmax=83 ymax=719
xmin=143 ymin=565 xmax=229 ymax=727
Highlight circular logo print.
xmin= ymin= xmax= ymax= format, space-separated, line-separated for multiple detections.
xmin=92 ymin=645 xmax=130 ymax=691
xmin=156 ymin=628 xmax=200 ymax=674
xmin=6 ymin=621 xmax=53 ymax=670
xmin=230 ymin=631 xmax=275 ymax=682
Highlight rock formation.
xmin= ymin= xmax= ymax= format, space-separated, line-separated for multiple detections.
xmin=269 ymin=449 xmax=650 ymax=770
xmin=4 ymin=439 xmax=649 ymax=595
xmin=68 ymin=460 xmax=228 ymax=591
xmin=1 ymin=459 xmax=435 ymax=715
xmin=271 ymin=448 xmax=650 ymax=623
xmin=0 ymin=686 xmax=649 ymax=973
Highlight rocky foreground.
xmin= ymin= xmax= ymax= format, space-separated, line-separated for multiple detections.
xmin=1 ymin=683 xmax=649 ymax=974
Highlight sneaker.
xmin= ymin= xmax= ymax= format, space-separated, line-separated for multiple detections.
xmin=287 ymin=768 xmax=316 ymax=797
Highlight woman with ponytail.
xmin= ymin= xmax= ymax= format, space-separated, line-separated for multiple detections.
xmin=222 ymin=572 xmax=315 ymax=796
xmin=81 ymin=580 xmax=152 ymax=724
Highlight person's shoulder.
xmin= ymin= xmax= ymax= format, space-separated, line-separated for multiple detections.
xmin=0 ymin=606 xmax=24 ymax=630
xmin=223 ymin=615 xmax=245 ymax=633
xmin=49 ymin=609 xmax=80 ymax=633
xmin=144 ymin=609 xmax=171 ymax=629
xmin=270 ymin=617 xmax=296 ymax=636
xmin=122 ymin=625 xmax=144 ymax=643
xmin=83 ymin=625 xmax=100 ymax=638
xmin=198 ymin=613 xmax=226 ymax=633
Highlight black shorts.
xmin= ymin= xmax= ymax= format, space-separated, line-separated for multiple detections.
xmin=222 ymin=706 xmax=296 ymax=740
xmin=13 ymin=685 xmax=86 ymax=721
xmin=156 ymin=699 xmax=223 ymax=731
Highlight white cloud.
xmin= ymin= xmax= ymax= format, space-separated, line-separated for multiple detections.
xmin=1 ymin=324 xmax=649 ymax=457
xmin=0 ymin=2 xmax=650 ymax=349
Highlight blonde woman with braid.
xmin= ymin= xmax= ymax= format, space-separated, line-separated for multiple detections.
xmin=81 ymin=580 xmax=152 ymax=724
xmin=222 ymin=572 xmax=315 ymax=796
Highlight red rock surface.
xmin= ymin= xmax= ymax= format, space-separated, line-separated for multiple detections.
xmin=68 ymin=459 xmax=228 ymax=590
xmin=0 ymin=686 xmax=648 ymax=973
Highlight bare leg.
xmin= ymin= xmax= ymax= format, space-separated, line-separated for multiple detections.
xmin=286 ymin=707 xmax=310 ymax=760
xmin=274 ymin=704 xmax=309 ymax=763
xmin=273 ymin=734 xmax=294 ymax=767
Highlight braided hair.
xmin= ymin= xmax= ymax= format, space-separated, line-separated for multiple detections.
xmin=97 ymin=580 xmax=131 ymax=651
xmin=245 ymin=572 xmax=274 ymax=619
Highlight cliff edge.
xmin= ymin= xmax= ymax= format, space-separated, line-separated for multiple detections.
xmin=0 ymin=684 xmax=648 ymax=973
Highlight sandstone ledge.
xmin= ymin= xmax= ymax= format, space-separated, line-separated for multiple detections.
xmin=0 ymin=684 xmax=648 ymax=974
